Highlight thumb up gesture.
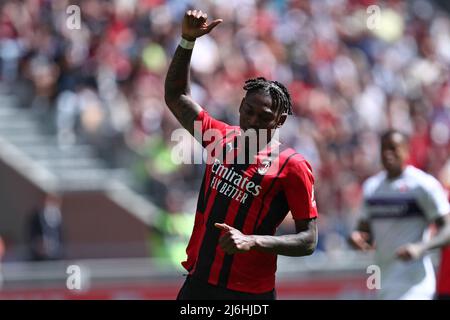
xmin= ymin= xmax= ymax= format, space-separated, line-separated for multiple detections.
xmin=182 ymin=9 xmax=223 ymax=41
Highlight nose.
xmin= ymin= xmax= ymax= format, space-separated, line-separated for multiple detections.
xmin=382 ymin=150 xmax=396 ymax=161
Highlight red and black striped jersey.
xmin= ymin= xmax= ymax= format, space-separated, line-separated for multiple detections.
xmin=437 ymin=246 xmax=450 ymax=295
xmin=182 ymin=110 xmax=318 ymax=294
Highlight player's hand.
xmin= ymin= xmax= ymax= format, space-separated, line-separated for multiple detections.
xmin=395 ymin=242 xmax=425 ymax=261
xmin=349 ymin=231 xmax=374 ymax=251
xmin=182 ymin=10 xmax=223 ymax=41
xmin=215 ymin=223 xmax=256 ymax=254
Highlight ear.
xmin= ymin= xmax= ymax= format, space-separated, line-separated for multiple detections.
xmin=276 ymin=113 xmax=288 ymax=128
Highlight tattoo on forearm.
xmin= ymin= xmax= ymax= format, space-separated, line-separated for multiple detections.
xmin=165 ymin=46 xmax=192 ymax=97
xmin=164 ymin=46 xmax=201 ymax=134
xmin=173 ymin=96 xmax=200 ymax=131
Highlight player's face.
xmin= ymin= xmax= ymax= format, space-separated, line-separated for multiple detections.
xmin=381 ymin=133 xmax=409 ymax=174
xmin=239 ymin=91 xmax=284 ymax=131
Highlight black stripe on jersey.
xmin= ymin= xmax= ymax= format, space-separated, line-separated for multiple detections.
xmin=193 ymin=139 xmax=252 ymax=282
xmin=198 ymin=130 xmax=237 ymax=215
xmin=217 ymin=149 xmax=295 ymax=288
xmin=255 ymin=191 xmax=290 ymax=235
xmin=217 ymin=161 xmax=265 ymax=288
xmin=192 ymin=131 xmax=236 ymax=274
xmin=366 ymin=197 xmax=425 ymax=219
xmin=252 ymin=151 xmax=298 ymax=234
xmin=195 ymin=173 xmax=207 ymax=213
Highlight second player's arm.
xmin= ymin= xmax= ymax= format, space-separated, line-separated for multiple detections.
xmin=397 ymin=214 xmax=450 ymax=260
xmin=348 ymin=219 xmax=375 ymax=251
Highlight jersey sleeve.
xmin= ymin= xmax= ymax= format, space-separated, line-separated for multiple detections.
xmin=359 ymin=179 xmax=373 ymax=221
xmin=282 ymin=156 xmax=318 ymax=220
xmin=418 ymin=175 xmax=450 ymax=222
xmin=193 ymin=110 xmax=232 ymax=148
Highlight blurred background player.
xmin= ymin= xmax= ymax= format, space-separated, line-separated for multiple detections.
xmin=0 ymin=0 xmax=450 ymax=300
xmin=165 ymin=9 xmax=318 ymax=300
xmin=350 ymin=130 xmax=450 ymax=300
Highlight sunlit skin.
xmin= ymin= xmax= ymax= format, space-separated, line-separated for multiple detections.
xmin=238 ymin=90 xmax=287 ymax=151
xmin=380 ymin=132 xmax=409 ymax=179
xmin=165 ymin=9 xmax=318 ymax=259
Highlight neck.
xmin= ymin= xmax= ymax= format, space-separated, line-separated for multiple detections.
xmin=387 ymin=165 xmax=406 ymax=179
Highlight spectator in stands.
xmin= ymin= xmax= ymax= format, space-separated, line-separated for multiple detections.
xmin=26 ymin=193 xmax=65 ymax=261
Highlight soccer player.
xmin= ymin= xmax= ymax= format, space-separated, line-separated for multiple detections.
xmin=350 ymin=130 xmax=450 ymax=300
xmin=164 ymin=10 xmax=318 ymax=300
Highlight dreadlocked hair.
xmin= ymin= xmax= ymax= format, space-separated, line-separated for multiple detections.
xmin=243 ymin=77 xmax=293 ymax=115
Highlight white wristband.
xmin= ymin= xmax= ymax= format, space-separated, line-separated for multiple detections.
xmin=180 ymin=37 xmax=195 ymax=50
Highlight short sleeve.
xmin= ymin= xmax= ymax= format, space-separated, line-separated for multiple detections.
xmin=282 ymin=156 xmax=318 ymax=220
xmin=418 ymin=175 xmax=450 ymax=222
xmin=359 ymin=180 xmax=372 ymax=221
xmin=194 ymin=110 xmax=232 ymax=148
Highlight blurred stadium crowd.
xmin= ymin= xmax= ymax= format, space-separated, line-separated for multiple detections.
xmin=0 ymin=0 xmax=449 ymax=256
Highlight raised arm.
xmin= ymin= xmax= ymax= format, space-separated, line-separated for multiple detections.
xmin=164 ymin=10 xmax=222 ymax=135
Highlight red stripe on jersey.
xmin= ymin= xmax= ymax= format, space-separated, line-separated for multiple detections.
xmin=188 ymin=131 xmax=237 ymax=275
xmin=190 ymin=163 xmax=220 ymax=275
xmin=182 ymin=172 xmax=209 ymax=272
xmin=184 ymin=110 xmax=318 ymax=294
xmin=226 ymin=150 xmax=296 ymax=293
xmin=438 ymin=246 xmax=450 ymax=295
xmin=208 ymin=161 xmax=260 ymax=285
xmin=208 ymin=201 xmax=238 ymax=285
xmin=252 ymin=150 xmax=298 ymax=233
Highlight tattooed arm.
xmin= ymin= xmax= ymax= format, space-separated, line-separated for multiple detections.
xmin=164 ymin=9 xmax=222 ymax=135
xmin=164 ymin=46 xmax=201 ymax=135
xmin=215 ymin=218 xmax=318 ymax=257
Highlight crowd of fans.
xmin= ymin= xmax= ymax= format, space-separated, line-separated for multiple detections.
xmin=1 ymin=0 xmax=449 ymax=255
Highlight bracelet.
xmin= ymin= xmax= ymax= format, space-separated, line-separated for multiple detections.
xmin=180 ymin=37 xmax=195 ymax=50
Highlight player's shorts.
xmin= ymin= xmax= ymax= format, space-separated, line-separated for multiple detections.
xmin=176 ymin=275 xmax=276 ymax=300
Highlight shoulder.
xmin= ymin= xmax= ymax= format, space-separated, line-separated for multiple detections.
xmin=196 ymin=110 xmax=240 ymax=147
xmin=404 ymin=165 xmax=435 ymax=182
xmin=405 ymin=165 xmax=444 ymax=193
xmin=197 ymin=110 xmax=232 ymax=127
xmin=279 ymin=149 xmax=314 ymax=179
xmin=197 ymin=109 xmax=234 ymax=132
xmin=362 ymin=171 xmax=386 ymax=196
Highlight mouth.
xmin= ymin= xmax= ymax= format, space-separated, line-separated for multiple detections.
xmin=240 ymin=124 xmax=255 ymax=132
xmin=383 ymin=157 xmax=397 ymax=166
